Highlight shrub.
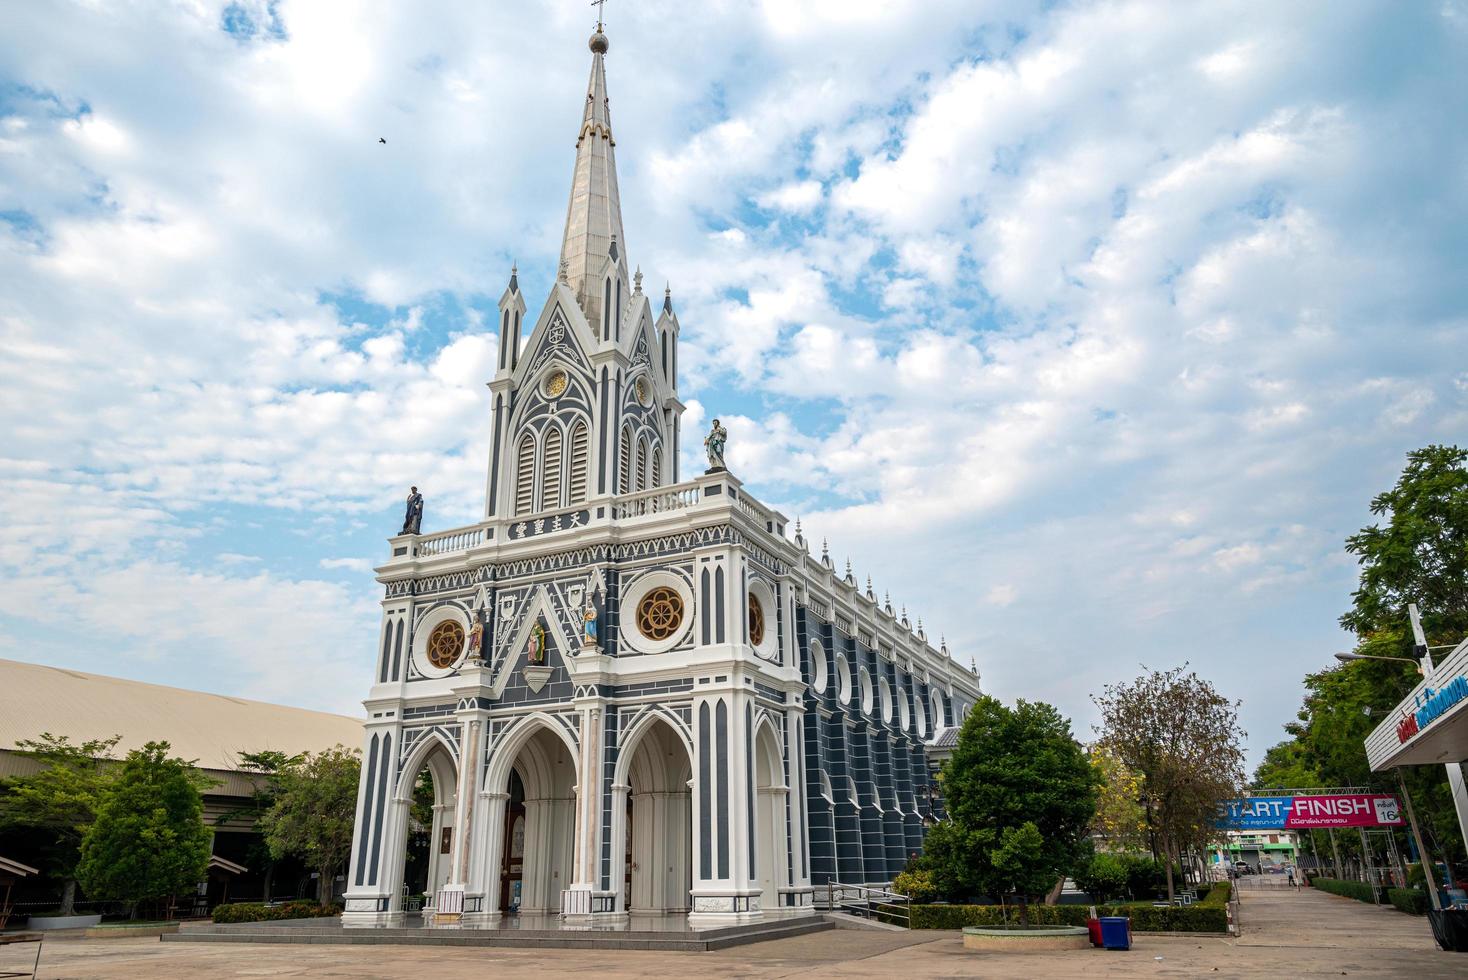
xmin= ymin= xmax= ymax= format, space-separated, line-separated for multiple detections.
xmin=211 ymin=901 xmax=342 ymax=924
xmin=1073 ymin=852 xmax=1128 ymax=903
xmin=1311 ymin=877 xmax=1377 ymax=904
xmin=908 ymin=900 xmax=1227 ymax=933
xmin=893 ymin=869 xmax=938 ymax=904
xmin=1387 ymin=888 xmax=1429 ymax=915
xmin=1117 ymin=853 xmax=1166 ymax=899
xmin=1199 ymin=881 xmax=1230 ymax=907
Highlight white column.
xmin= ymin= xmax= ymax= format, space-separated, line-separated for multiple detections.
xmin=564 ymin=703 xmax=604 ymax=917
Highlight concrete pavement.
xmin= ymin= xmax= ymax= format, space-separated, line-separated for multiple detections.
xmin=6 ymin=885 xmax=1458 ymax=979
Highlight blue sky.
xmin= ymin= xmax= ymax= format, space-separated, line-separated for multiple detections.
xmin=1 ymin=1 xmax=1466 ymax=769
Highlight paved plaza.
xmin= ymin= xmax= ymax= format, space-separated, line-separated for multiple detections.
xmin=6 ymin=886 xmax=1459 ymax=979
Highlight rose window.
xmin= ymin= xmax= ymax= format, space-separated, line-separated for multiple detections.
xmin=748 ymin=594 xmax=765 ymax=647
xmin=426 ymin=620 xmax=465 ymax=669
xmin=637 ymin=587 xmax=684 ymax=641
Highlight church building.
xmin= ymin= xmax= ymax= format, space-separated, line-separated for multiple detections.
xmin=342 ymin=24 xmax=982 ymax=928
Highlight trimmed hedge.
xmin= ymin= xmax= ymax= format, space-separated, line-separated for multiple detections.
xmin=212 ymin=901 xmax=342 ymax=923
xmin=909 ymin=895 xmax=1227 ymax=933
xmin=1312 ymin=877 xmax=1377 ymax=904
xmin=1387 ymin=888 xmax=1429 ymax=915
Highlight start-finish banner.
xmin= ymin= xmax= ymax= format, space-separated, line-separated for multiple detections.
xmin=1217 ymin=794 xmax=1403 ymax=829
xmin=1286 ymin=794 xmax=1402 ymax=829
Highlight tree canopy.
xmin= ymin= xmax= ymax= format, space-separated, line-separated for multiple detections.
xmin=260 ymin=745 xmax=360 ymax=905
xmin=0 ymin=733 xmax=120 ymax=916
xmin=923 ymin=695 xmax=1097 ymax=920
xmin=1341 ymin=444 xmax=1468 ymax=640
xmin=75 ymin=741 xmax=211 ymax=913
xmin=1093 ymin=665 xmax=1245 ymax=899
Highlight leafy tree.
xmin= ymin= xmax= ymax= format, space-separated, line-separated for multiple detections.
xmin=924 ymin=696 xmax=1098 ymax=923
xmin=1090 ymin=745 xmax=1148 ymax=851
xmin=1093 ymin=666 xmax=1246 ymax=901
xmin=0 ymin=733 xmax=120 ymax=915
xmin=75 ymin=741 xmax=212 ymax=915
xmin=1073 ymin=851 xmax=1128 ymax=903
xmin=215 ymin=750 xmax=304 ymax=902
xmin=1341 ymin=444 xmax=1468 ymax=640
xmin=260 ymin=746 xmax=360 ymax=904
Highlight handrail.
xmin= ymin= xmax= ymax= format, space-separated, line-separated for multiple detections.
xmin=821 ymin=881 xmax=911 ymax=928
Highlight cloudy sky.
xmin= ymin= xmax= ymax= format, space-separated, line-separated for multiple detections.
xmin=2 ymin=1 xmax=1465 ymax=767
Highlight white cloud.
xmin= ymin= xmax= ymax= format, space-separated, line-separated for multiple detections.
xmin=0 ymin=0 xmax=1464 ymax=768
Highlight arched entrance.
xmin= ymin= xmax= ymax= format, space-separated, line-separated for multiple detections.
xmin=393 ymin=737 xmax=457 ymax=916
xmin=615 ymin=714 xmax=694 ymax=916
xmin=754 ymin=720 xmax=788 ymax=913
xmin=487 ymin=723 xmax=577 ymax=918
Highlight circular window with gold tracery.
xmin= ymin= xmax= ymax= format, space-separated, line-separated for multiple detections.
xmin=426 ymin=620 xmax=465 ymax=669
xmin=637 ymin=586 xmax=684 ymax=641
xmin=748 ymin=594 xmax=765 ymax=647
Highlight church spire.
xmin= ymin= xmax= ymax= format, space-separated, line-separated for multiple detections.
xmin=559 ymin=25 xmax=630 ymax=338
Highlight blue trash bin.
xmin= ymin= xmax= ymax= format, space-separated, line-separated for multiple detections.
xmin=1099 ymin=916 xmax=1131 ymax=950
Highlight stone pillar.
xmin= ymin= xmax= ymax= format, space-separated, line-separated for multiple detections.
xmin=468 ymin=790 xmax=509 ymax=923
xmin=563 ymin=701 xmax=608 ymax=918
xmin=780 ymin=706 xmax=815 ymax=914
xmin=689 ymin=688 xmax=762 ymax=924
xmin=342 ymin=721 xmax=404 ymax=927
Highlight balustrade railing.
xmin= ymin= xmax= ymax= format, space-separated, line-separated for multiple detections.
xmin=611 ymin=484 xmax=702 ymax=519
xmin=415 ymin=527 xmax=484 ymax=558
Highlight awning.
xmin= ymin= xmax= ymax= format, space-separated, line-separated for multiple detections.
xmin=0 ymin=856 xmax=39 ymax=878
xmin=1366 ymin=636 xmax=1468 ymax=770
xmin=208 ymin=855 xmax=249 ymax=875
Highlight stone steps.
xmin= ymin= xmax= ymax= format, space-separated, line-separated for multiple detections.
xmin=163 ymin=915 xmax=834 ymax=952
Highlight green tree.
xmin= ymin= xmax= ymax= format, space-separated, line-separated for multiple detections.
xmin=1073 ymin=851 xmax=1128 ymax=903
xmin=0 ymin=733 xmax=120 ymax=916
xmin=1341 ymin=444 xmax=1468 ymax=640
xmin=260 ymin=746 xmax=360 ymax=905
xmin=1090 ymin=745 xmax=1148 ymax=851
xmin=1093 ymin=666 xmax=1246 ymax=901
xmin=75 ymin=741 xmax=212 ymax=916
xmin=215 ymin=750 xmax=304 ymax=902
xmin=924 ymin=696 xmax=1098 ymax=923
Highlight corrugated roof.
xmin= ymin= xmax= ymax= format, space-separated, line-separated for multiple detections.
xmin=0 ymin=658 xmax=362 ymax=774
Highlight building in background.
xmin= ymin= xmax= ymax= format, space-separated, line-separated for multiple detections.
xmin=0 ymin=658 xmax=362 ymax=912
xmin=341 ymin=24 xmax=982 ymax=929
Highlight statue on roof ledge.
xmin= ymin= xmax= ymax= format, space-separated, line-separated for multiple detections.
xmin=704 ymin=418 xmax=727 ymax=473
xmin=400 ymin=486 xmax=424 ymax=535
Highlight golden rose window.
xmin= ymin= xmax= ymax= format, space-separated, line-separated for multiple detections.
xmin=637 ymin=586 xmax=684 ymax=641
xmin=426 ymin=620 xmax=465 ymax=669
xmin=748 ymin=594 xmax=765 ymax=647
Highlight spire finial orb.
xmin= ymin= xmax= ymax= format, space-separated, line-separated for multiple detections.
xmin=590 ymin=29 xmax=610 ymax=54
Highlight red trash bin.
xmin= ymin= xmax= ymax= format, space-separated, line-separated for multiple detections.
xmin=1086 ymin=917 xmax=1104 ymax=947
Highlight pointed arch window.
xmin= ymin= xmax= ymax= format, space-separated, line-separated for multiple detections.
xmin=542 ymin=426 xmax=563 ymax=511
xmin=603 ymin=278 xmax=613 ymax=341
xmin=635 ymin=437 xmax=648 ymax=493
xmin=568 ymin=420 xmax=589 ymax=505
xmin=619 ymin=425 xmax=632 ymax=494
xmin=515 ymin=433 xmax=535 ymax=515
xmin=650 ymin=446 xmax=662 ymax=490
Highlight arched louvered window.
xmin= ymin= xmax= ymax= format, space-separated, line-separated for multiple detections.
xmin=650 ymin=446 xmax=661 ymax=490
xmin=542 ymin=427 xmax=563 ymax=511
xmin=515 ymin=433 xmax=535 ymax=515
xmin=568 ymin=420 xmax=589 ymax=504
xmin=619 ymin=425 xmax=632 ymax=494
xmin=635 ymin=437 xmax=648 ymax=493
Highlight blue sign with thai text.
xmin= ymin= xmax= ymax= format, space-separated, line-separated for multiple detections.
xmin=1216 ymin=796 xmax=1293 ymax=829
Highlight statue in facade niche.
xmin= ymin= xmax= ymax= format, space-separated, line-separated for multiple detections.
xmin=466 ymin=616 xmax=485 ymax=663
xmin=704 ymin=419 xmax=727 ymax=472
xmin=400 ymin=486 xmax=424 ymax=535
xmin=582 ymin=597 xmax=599 ymax=649
xmin=527 ymin=623 xmax=546 ymax=665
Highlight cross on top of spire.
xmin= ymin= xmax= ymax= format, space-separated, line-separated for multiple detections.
xmin=591 ymin=0 xmax=608 ymax=30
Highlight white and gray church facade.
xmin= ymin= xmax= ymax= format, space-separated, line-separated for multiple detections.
xmin=341 ymin=27 xmax=982 ymax=928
